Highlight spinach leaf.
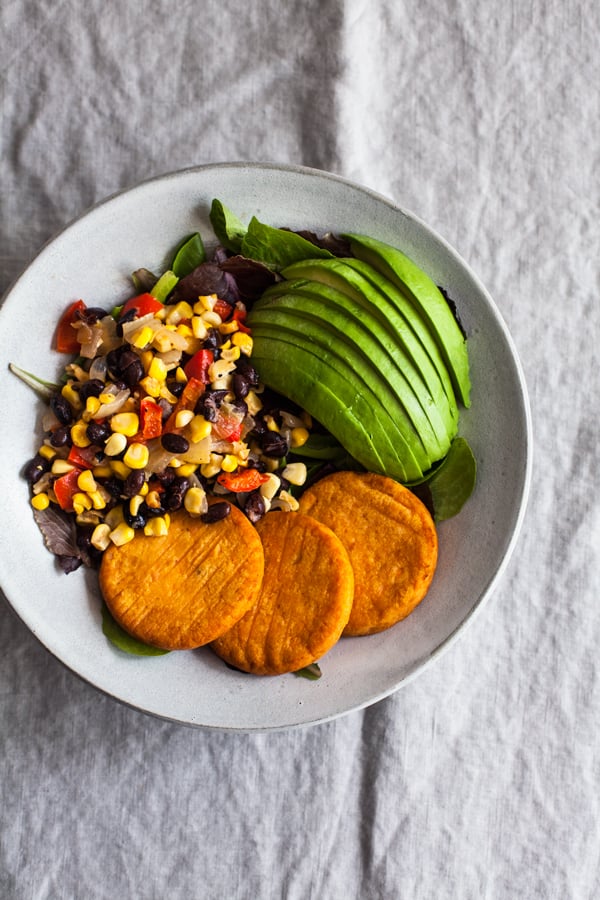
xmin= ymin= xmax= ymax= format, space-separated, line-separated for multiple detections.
xmin=209 ymin=199 xmax=247 ymax=254
xmin=426 ymin=436 xmax=477 ymax=522
xmin=150 ymin=269 xmax=179 ymax=302
xmin=295 ymin=663 xmax=322 ymax=680
xmin=171 ymin=232 xmax=206 ymax=277
xmin=101 ymin=602 xmax=170 ymax=656
xmin=241 ymin=217 xmax=334 ymax=271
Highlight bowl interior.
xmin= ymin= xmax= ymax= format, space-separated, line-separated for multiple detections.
xmin=0 ymin=163 xmax=531 ymax=730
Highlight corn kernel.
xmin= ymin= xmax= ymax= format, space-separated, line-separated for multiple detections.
xmin=152 ymin=331 xmax=176 ymax=353
xmin=175 ymin=409 xmax=195 ymax=429
xmin=282 ymin=462 xmax=307 ymax=486
xmin=218 ymin=320 xmax=239 ymax=335
xmin=259 ymin=473 xmax=281 ymax=501
xmin=265 ymin=415 xmax=279 ymax=433
xmin=148 ymin=356 xmax=168 ymax=382
xmin=176 ymin=323 xmax=193 ymax=339
xmin=144 ymin=516 xmax=170 ymax=537
xmin=139 ymin=481 xmax=149 ymax=496
xmin=166 ymin=301 xmax=194 ymax=325
xmin=129 ymin=494 xmax=144 ymax=516
xmin=167 ymin=457 xmax=182 ymax=468
xmin=209 ymin=358 xmax=236 ymax=383
xmin=91 ymin=523 xmax=111 ymax=551
xmin=99 ymin=392 xmax=116 ymax=404
xmin=31 ymin=493 xmax=50 ymax=511
xmin=104 ymin=432 xmax=128 ymax=457
xmin=175 ymin=366 xmax=188 ymax=383
xmin=85 ymin=396 xmax=102 ymax=417
xmin=110 ymin=412 xmax=139 ymax=437
xmin=139 ymin=349 xmax=154 ymax=373
xmin=71 ymin=420 xmax=91 ymax=448
xmin=92 ymin=464 xmax=113 ymax=479
xmin=189 ymin=414 xmax=212 ymax=442
xmin=274 ymin=489 xmax=299 ymax=512
xmin=110 ymin=460 xmax=132 ymax=480
xmin=191 ymin=316 xmax=208 ymax=340
xmin=61 ymin=382 xmax=82 ymax=410
xmin=139 ymin=375 xmax=161 ymax=398
xmin=130 ymin=325 xmax=154 ymax=349
xmin=220 ymin=346 xmax=241 ymax=362
xmin=51 ymin=458 xmax=76 ymax=475
xmin=245 ymin=390 xmax=263 ymax=416
xmin=290 ymin=426 xmax=310 ymax=448
xmin=77 ymin=469 xmax=97 ymax=493
xmin=202 ymin=311 xmax=222 ymax=327
xmin=184 ymin=486 xmax=207 ymax=516
xmin=72 ymin=492 xmax=93 ymax=514
xmin=146 ymin=489 xmax=162 ymax=509
xmin=38 ymin=444 xmax=57 ymax=461
xmin=231 ymin=332 xmax=253 ymax=355
xmin=123 ymin=442 xmax=149 ymax=469
xmin=220 ymin=454 xmax=238 ymax=473
xmin=200 ymin=455 xmax=223 ymax=479
xmin=194 ymin=294 xmax=217 ymax=313
xmin=88 ymin=490 xmax=107 ymax=510
xmin=178 ymin=463 xmax=198 ymax=477
xmin=109 ymin=522 xmax=135 ymax=547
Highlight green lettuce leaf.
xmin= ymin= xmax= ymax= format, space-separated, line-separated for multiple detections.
xmin=101 ymin=602 xmax=170 ymax=656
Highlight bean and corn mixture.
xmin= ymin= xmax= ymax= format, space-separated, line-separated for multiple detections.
xmin=24 ymin=289 xmax=313 ymax=571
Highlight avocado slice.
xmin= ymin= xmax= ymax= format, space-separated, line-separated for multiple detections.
xmin=251 ymin=288 xmax=450 ymax=464
xmin=250 ymin=324 xmax=425 ymax=482
xmin=250 ymin=310 xmax=432 ymax=472
xmin=280 ymin=258 xmax=459 ymax=425
xmin=343 ymin=234 xmax=471 ymax=407
xmin=258 ymin=278 xmax=455 ymax=456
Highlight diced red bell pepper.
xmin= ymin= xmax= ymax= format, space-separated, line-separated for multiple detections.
xmin=216 ymin=468 xmax=270 ymax=493
xmin=214 ymin=298 xmax=233 ymax=321
xmin=55 ymin=300 xmax=86 ymax=353
xmin=183 ymin=349 xmax=214 ymax=383
xmin=140 ymin=396 xmax=163 ymax=439
xmin=67 ymin=444 xmax=102 ymax=470
xmin=53 ymin=467 xmax=83 ymax=511
xmin=121 ymin=292 xmax=163 ymax=319
xmin=163 ymin=376 xmax=205 ymax=432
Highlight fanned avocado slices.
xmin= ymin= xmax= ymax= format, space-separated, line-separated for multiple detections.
xmin=342 ymin=234 xmax=471 ymax=408
xmin=251 ymin=287 xmax=450 ymax=465
xmin=281 ymin=258 xmax=459 ymax=426
xmin=259 ymin=277 xmax=455 ymax=455
xmin=249 ymin=324 xmax=425 ymax=483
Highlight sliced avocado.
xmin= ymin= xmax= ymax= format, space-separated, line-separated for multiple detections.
xmin=280 ymin=258 xmax=459 ymax=425
xmin=250 ymin=310 xmax=432 ymax=472
xmin=343 ymin=234 xmax=471 ymax=407
xmin=250 ymin=289 xmax=449 ymax=464
xmin=258 ymin=278 xmax=455 ymax=456
xmin=250 ymin=324 xmax=425 ymax=482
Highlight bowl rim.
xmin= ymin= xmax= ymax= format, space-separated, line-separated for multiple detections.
xmin=0 ymin=161 xmax=533 ymax=730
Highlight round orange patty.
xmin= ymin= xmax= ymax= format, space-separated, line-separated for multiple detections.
xmin=298 ymin=471 xmax=438 ymax=636
xmin=211 ymin=511 xmax=354 ymax=675
xmin=99 ymin=504 xmax=265 ymax=650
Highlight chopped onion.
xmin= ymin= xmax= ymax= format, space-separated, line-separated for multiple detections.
xmin=92 ymin=388 xmax=130 ymax=419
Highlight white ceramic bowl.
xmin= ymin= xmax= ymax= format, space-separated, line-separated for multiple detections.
xmin=0 ymin=163 xmax=532 ymax=731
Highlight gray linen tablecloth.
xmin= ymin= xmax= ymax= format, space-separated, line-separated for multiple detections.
xmin=2 ymin=2 xmax=599 ymax=898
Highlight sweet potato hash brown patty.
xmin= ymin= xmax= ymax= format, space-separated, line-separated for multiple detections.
xmin=99 ymin=503 xmax=264 ymax=650
xmin=298 ymin=471 xmax=438 ymax=636
xmin=211 ymin=511 xmax=354 ymax=675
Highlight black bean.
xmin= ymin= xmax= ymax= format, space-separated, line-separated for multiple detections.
xmin=235 ymin=357 xmax=259 ymax=386
xmin=86 ymin=421 xmax=111 ymax=444
xmin=164 ymin=476 xmax=190 ymax=510
xmin=121 ymin=357 xmax=144 ymax=388
xmin=50 ymin=394 xmax=73 ymax=426
xmin=23 ymin=455 xmax=50 ymax=484
xmin=50 ymin=426 xmax=71 ymax=448
xmin=124 ymin=507 xmax=147 ymax=529
xmin=201 ymin=501 xmax=231 ymax=524
xmin=161 ymin=433 xmax=190 ymax=454
xmin=232 ymin=373 xmax=249 ymax=400
xmin=244 ymin=492 xmax=266 ymax=524
xmin=78 ymin=306 xmax=109 ymax=325
xmin=123 ymin=470 xmax=145 ymax=497
xmin=259 ymin=431 xmax=288 ymax=458
xmin=78 ymin=379 xmax=105 ymax=401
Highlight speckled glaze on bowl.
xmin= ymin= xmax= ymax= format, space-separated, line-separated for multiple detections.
xmin=0 ymin=163 xmax=532 ymax=731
